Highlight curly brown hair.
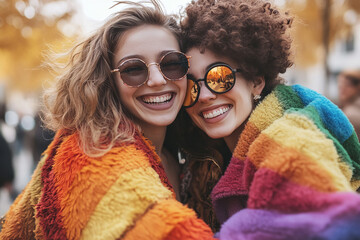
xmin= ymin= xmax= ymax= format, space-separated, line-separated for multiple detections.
xmin=43 ymin=0 xmax=180 ymax=157
xmin=181 ymin=0 xmax=294 ymax=96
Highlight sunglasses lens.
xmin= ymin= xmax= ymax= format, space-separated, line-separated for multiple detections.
xmin=183 ymin=79 xmax=199 ymax=107
xmin=160 ymin=52 xmax=189 ymax=80
xmin=206 ymin=66 xmax=235 ymax=93
xmin=119 ymin=60 xmax=148 ymax=86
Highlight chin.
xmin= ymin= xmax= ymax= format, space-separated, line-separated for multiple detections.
xmin=150 ymin=117 xmax=177 ymax=127
xmin=206 ymin=130 xmax=231 ymax=139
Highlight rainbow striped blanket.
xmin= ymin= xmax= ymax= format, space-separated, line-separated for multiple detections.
xmin=0 ymin=130 xmax=214 ymax=240
xmin=212 ymin=84 xmax=360 ymax=240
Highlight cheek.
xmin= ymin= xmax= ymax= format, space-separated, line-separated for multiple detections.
xmin=341 ymin=88 xmax=354 ymax=96
xmin=117 ymin=82 xmax=136 ymax=106
xmin=173 ymin=78 xmax=188 ymax=103
xmin=114 ymin=78 xmax=124 ymax=95
xmin=177 ymin=78 xmax=188 ymax=92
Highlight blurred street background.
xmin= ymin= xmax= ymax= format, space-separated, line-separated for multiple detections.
xmin=1 ymin=0 xmax=360 ymax=214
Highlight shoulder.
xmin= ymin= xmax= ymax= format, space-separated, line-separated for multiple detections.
xmin=33 ymin=130 xmax=176 ymax=239
xmin=50 ymin=131 xmax=156 ymax=175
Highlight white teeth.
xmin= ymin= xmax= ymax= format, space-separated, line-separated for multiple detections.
xmin=142 ymin=93 xmax=172 ymax=104
xmin=203 ymin=106 xmax=230 ymax=119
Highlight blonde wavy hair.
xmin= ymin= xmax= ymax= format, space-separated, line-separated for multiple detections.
xmin=43 ymin=0 xmax=181 ymax=157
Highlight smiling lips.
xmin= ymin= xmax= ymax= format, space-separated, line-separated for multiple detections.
xmin=202 ymin=105 xmax=230 ymax=119
xmin=141 ymin=93 xmax=173 ymax=104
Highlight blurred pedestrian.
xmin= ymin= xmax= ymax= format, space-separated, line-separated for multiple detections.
xmin=31 ymin=113 xmax=54 ymax=164
xmin=0 ymin=104 xmax=14 ymax=221
xmin=0 ymin=129 xmax=14 ymax=218
xmin=338 ymin=69 xmax=360 ymax=139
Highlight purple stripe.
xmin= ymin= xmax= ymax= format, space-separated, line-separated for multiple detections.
xmin=219 ymin=192 xmax=360 ymax=240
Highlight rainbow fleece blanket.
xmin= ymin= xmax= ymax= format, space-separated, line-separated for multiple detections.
xmin=0 ymin=130 xmax=214 ymax=240
xmin=212 ymin=84 xmax=360 ymax=240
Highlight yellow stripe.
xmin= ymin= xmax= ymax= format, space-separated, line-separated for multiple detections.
xmin=54 ymin=143 xmax=152 ymax=240
xmin=351 ymin=179 xmax=360 ymax=191
xmin=249 ymin=92 xmax=283 ymax=131
xmin=256 ymin=113 xmax=352 ymax=191
xmin=80 ymin=166 xmax=173 ymax=240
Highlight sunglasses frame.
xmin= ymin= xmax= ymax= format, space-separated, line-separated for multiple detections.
xmin=184 ymin=63 xmax=241 ymax=108
xmin=111 ymin=51 xmax=191 ymax=87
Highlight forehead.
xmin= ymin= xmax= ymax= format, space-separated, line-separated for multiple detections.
xmin=186 ymin=48 xmax=236 ymax=77
xmin=113 ymin=25 xmax=180 ymax=64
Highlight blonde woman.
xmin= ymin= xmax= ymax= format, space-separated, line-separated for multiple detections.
xmin=0 ymin=1 xmax=214 ymax=239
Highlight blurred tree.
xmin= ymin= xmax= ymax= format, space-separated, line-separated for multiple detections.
xmin=0 ymin=0 xmax=77 ymax=92
xmin=285 ymin=0 xmax=360 ymax=95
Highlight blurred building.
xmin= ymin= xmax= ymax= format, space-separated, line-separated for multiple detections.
xmin=284 ymin=20 xmax=360 ymax=102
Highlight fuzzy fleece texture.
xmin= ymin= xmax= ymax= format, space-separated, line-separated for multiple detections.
xmin=0 ymin=130 xmax=215 ymax=240
xmin=212 ymin=84 xmax=360 ymax=240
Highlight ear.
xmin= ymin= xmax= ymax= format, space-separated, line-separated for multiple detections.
xmin=252 ymin=76 xmax=265 ymax=96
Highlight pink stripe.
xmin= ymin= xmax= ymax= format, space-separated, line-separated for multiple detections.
xmin=248 ymin=168 xmax=351 ymax=212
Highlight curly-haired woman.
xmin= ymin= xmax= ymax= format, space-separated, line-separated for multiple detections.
xmin=0 ymin=1 xmax=215 ymax=239
xmin=181 ymin=0 xmax=360 ymax=239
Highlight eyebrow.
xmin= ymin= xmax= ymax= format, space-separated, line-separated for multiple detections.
xmin=207 ymin=62 xmax=226 ymax=70
xmin=188 ymin=62 xmax=226 ymax=80
xmin=115 ymin=50 xmax=177 ymax=67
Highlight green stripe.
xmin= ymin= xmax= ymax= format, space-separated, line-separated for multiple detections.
xmin=274 ymin=84 xmax=304 ymax=110
xmin=343 ymin=133 xmax=360 ymax=180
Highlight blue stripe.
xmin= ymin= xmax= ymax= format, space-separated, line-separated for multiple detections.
xmin=291 ymin=85 xmax=353 ymax=143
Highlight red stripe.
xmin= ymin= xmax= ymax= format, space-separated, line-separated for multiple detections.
xmin=36 ymin=130 xmax=68 ymax=240
xmin=211 ymin=157 xmax=256 ymax=201
xmin=211 ymin=157 xmax=256 ymax=224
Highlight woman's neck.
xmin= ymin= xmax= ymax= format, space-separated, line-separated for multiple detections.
xmin=141 ymin=123 xmax=167 ymax=155
xmin=224 ymin=122 xmax=246 ymax=153
xmin=140 ymin=123 xmax=181 ymax=200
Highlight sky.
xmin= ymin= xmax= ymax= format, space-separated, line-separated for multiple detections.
xmin=76 ymin=0 xmax=192 ymax=33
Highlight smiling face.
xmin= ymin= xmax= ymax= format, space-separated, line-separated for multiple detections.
xmin=112 ymin=25 xmax=187 ymax=129
xmin=185 ymin=47 xmax=264 ymax=143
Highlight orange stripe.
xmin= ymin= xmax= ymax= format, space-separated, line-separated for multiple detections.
xmin=233 ymin=121 xmax=260 ymax=159
xmin=123 ymin=199 xmax=206 ymax=240
xmin=165 ymin=217 xmax=215 ymax=240
xmin=248 ymin=134 xmax=351 ymax=192
xmin=52 ymin=134 xmax=151 ymax=239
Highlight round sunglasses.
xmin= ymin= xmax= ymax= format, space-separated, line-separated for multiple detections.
xmin=183 ymin=63 xmax=241 ymax=108
xmin=111 ymin=51 xmax=190 ymax=87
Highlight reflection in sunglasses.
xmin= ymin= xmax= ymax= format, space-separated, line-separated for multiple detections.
xmin=183 ymin=63 xmax=240 ymax=108
xmin=207 ymin=67 xmax=233 ymax=92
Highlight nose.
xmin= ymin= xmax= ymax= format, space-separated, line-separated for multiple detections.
xmin=146 ymin=63 xmax=167 ymax=87
xmin=198 ymin=83 xmax=217 ymax=103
